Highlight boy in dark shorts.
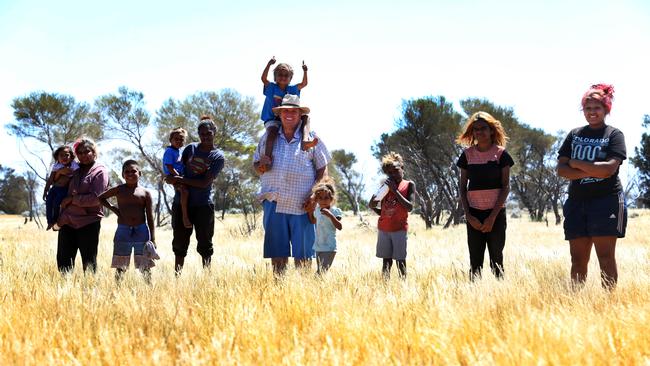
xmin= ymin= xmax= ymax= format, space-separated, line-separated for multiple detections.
xmin=369 ymin=152 xmax=416 ymax=279
xmin=99 ymin=160 xmax=157 ymax=282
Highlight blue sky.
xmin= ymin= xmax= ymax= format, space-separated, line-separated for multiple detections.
xmin=1 ymin=0 xmax=649 ymax=188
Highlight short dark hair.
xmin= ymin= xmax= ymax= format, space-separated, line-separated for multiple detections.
xmin=197 ymin=116 xmax=217 ymax=135
xmin=122 ymin=159 xmax=139 ymax=172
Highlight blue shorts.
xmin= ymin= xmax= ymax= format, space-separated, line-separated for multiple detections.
xmin=262 ymin=200 xmax=315 ymax=259
xmin=112 ymin=223 xmax=152 ymax=269
xmin=563 ymin=192 xmax=627 ymax=240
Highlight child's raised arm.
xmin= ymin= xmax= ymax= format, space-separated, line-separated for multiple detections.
xmin=98 ymin=186 xmax=121 ymax=217
xmin=261 ymin=56 xmax=276 ymax=87
xmin=145 ymin=189 xmax=155 ymax=244
xmin=297 ymin=60 xmax=308 ymax=90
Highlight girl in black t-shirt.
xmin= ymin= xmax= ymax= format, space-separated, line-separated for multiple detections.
xmin=557 ymin=84 xmax=627 ymax=289
xmin=456 ymin=111 xmax=514 ymax=280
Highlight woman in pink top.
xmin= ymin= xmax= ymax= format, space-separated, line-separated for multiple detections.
xmin=456 ymin=112 xmax=514 ymax=280
xmin=56 ymin=137 xmax=109 ymax=273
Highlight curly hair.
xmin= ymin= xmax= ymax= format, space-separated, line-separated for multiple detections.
xmin=581 ymin=83 xmax=614 ymax=114
xmin=456 ymin=111 xmax=508 ymax=147
xmin=381 ymin=152 xmax=404 ymax=174
xmin=273 ymin=63 xmax=294 ymax=80
xmin=52 ymin=145 xmax=74 ymax=161
xmin=169 ymin=127 xmax=187 ymax=142
xmin=312 ymin=178 xmax=337 ymax=205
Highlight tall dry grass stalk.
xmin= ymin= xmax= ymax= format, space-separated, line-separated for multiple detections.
xmin=1 ymin=211 xmax=649 ymax=365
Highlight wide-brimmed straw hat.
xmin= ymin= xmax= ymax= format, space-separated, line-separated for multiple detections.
xmin=272 ymin=94 xmax=310 ymax=115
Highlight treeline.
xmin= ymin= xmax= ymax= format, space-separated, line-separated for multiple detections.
xmin=3 ymin=88 xmax=649 ymax=229
xmin=373 ymin=97 xmax=647 ymax=228
xmin=3 ymin=87 xmax=368 ymax=231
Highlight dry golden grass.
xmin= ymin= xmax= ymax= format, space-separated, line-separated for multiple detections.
xmin=1 ymin=210 xmax=649 ymax=365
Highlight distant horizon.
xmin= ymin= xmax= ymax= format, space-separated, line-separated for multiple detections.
xmin=1 ymin=0 xmax=648 ymax=190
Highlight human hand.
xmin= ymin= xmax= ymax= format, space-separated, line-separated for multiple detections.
xmin=480 ymin=215 xmax=496 ymax=233
xmin=302 ymin=60 xmax=308 ymax=71
xmin=320 ymin=207 xmax=332 ymax=217
xmin=466 ymin=215 xmax=482 ymax=230
xmin=59 ymin=167 xmax=72 ymax=176
xmin=568 ymin=159 xmax=583 ymax=170
xmin=567 ymin=159 xmax=575 ymax=168
xmin=303 ymin=197 xmax=316 ymax=212
xmin=60 ymin=197 xmax=73 ymax=209
xmin=268 ymin=56 xmax=276 ymax=66
xmin=368 ymin=196 xmax=379 ymax=208
xmin=257 ymin=156 xmax=273 ymax=174
xmin=42 ymin=191 xmax=47 ymax=201
xmin=166 ymin=175 xmax=182 ymax=185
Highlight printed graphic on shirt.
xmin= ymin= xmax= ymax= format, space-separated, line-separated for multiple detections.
xmin=187 ymin=156 xmax=209 ymax=175
xmin=569 ymin=135 xmax=610 ymax=185
xmin=382 ymin=195 xmax=400 ymax=219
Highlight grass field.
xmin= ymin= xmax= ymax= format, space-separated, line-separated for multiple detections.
xmin=1 ymin=210 xmax=649 ymax=365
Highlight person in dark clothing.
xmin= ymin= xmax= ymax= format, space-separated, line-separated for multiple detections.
xmin=456 ymin=112 xmax=514 ymax=280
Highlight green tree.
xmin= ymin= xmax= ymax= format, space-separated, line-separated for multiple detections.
xmin=460 ymin=98 xmax=563 ymax=222
xmin=329 ymin=149 xmax=365 ymax=216
xmin=7 ymin=92 xmax=103 ymax=180
xmin=156 ymin=89 xmax=262 ymax=221
xmin=94 ymin=87 xmax=171 ymax=225
xmin=373 ymin=96 xmax=464 ymax=228
xmin=0 ymin=165 xmax=29 ymax=214
xmin=631 ymin=115 xmax=650 ymax=207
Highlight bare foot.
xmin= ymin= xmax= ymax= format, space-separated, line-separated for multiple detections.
xmin=301 ymin=137 xmax=319 ymax=151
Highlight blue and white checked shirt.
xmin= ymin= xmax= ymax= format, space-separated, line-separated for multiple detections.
xmin=254 ymin=128 xmax=331 ymax=215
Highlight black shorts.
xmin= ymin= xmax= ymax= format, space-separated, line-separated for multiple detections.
xmin=563 ymin=192 xmax=627 ymax=240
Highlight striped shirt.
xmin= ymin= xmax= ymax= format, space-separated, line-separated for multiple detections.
xmin=456 ymin=145 xmax=514 ymax=210
xmin=254 ymin=128 xmax=331 ymax=215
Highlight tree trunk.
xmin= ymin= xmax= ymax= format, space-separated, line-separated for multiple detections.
xmin=552 ymin=199 xmax=561 ymax=225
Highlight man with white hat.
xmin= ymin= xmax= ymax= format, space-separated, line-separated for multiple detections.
xmin=253 ymin=94 xmax=331 ymax=275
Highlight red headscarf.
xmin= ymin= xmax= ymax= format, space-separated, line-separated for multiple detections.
xmin=73 ymin=138 xmax=82 ymax=153
xmin=581 ymin=83 xmax=615 ymax=114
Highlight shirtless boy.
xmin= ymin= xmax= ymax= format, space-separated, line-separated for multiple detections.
xmin=99 ymin=159 xmax=156 ymax=281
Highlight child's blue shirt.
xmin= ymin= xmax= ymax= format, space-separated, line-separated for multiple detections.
xmin=162 ymin=146 xmax=183 ymax=175
xmin=261 ymin=82 xmax=300 ymax=122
